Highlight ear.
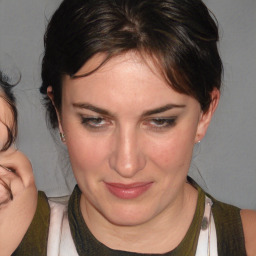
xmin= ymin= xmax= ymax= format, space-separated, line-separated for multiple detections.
xmin=47 ymin=86 xmax=64 ymax=136
xmin=195 ymin=88 xmax=220 ymax=143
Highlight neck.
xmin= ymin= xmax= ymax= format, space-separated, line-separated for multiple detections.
xmin=80 ymin=183 xmax=198 ymax=254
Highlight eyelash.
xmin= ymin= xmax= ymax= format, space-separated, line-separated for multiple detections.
xmin=143 ymin=117 xmax=177 ymax=131
xmin=80 ymin=116 xmax=177 ymax=131
xmin=81 ymin=117 xmax=110 ymax=130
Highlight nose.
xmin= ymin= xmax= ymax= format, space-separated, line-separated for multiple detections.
xmin=109 ymin=127 xmax=146 ymax=178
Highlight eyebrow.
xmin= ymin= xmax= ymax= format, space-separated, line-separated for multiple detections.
xmin=73 ymin=103 xmax=110 ymax=115
xmin=142 ymin=104 xmax=186 ymax=116
xmin=72 ymin=103 xmax=185 ymax=116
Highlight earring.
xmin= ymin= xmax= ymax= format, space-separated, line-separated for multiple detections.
xmin=59 ymin=132 xmax=66 ymax=142
xmin=192 ymin=140 xmax=201 ymax=159
xmin=196 ymin=134 xmax=201 ymax=144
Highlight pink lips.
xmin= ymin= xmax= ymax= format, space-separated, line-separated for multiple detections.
xmin=105 ymin=182 xmax=153 ymax=199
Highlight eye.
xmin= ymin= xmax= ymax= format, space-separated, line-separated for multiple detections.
xmin=142 ymin=117 xmax=177 ymax=131
xmin=81 ymin=116 xmax=112 ymax=130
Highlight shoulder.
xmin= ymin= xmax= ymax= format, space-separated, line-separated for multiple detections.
xmin=240 ymin=209 xmax=256 ymax=256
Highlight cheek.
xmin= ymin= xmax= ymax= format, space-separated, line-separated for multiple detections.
xmin=65 ymin=132 xmax=109 ymax=176
xmin=150 ymin=141 xmax=191 ymax=168
xmin=147 ymin=129 xmax=196 ymax=170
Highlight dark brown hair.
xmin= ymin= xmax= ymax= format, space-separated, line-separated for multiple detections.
xmin=40 ymin=0 xmax=223 ymax=128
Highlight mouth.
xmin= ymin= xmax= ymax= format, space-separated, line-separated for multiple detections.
xmin=104 ymin=182 xmax=153 ymax=199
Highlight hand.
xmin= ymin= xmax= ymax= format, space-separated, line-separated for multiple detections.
xmin=0 ymin=148 xmax=37 ymax=256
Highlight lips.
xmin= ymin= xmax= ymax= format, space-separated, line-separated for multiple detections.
xmin=105 ymin=182 xmax=153 ymax=199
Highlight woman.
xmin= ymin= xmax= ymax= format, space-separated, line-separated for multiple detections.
xmin=1 ymin=0 xmax=256 ymax=255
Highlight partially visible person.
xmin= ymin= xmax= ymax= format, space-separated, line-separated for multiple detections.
xmin=0 ymin=71 xmax=37 ymax=256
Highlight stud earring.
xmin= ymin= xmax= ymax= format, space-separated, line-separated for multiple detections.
xmin=193 ymin=139 xmax=201 ymax=159
xmin=59 ymin=132 xmax=66 ymax=142
xmin=196 ymin=134 xmax=201 ymax=144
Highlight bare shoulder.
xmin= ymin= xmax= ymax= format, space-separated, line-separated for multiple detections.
xmin=241 ymin=209 xmax=256 ymax=256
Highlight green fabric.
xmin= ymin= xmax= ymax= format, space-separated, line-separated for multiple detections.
xmin=211 ymin=196 xmax=246 ymax=255
xmin=12 ymin=191 xmax=50 ymax=256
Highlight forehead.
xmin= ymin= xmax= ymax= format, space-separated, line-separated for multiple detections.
xmin=74 ymin=51 xmax=164 ymax=79
xmin=65 ymin=52 xmax=169 ymax=94
xmin=65 ymin=53 xmax=169 ymax=95
xmin=61 ymin=52 xmax=199 ymax=112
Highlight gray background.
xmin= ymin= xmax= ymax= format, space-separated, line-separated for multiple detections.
xmin=0 ymin=0 xmax=255 ymax=209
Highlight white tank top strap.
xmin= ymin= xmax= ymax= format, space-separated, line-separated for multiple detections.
xmin=195 ymin=195 xmax=218 ymax=256
xmin=47 ymin=198 xmax=79 ymax=256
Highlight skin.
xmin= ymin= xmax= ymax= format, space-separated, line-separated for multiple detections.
xmin=48 ymin=52 xmax=220 ymax=253
xmin=0 ymin=90 xmax=37 ymax=256
xmin=241 ymin=210 xmax=256 ymax=256
xmin=0 ymin=91 xmax=12 ymax=150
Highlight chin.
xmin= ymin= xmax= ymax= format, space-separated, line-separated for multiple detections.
xmin=102 ymin=204 xmax=155 ymax=227
xmin=108 ymin=215 xmax=151 ymax=227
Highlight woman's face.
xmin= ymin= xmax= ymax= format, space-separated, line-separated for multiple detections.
xmin=53 ymin=52 xmax=216 ymax=226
